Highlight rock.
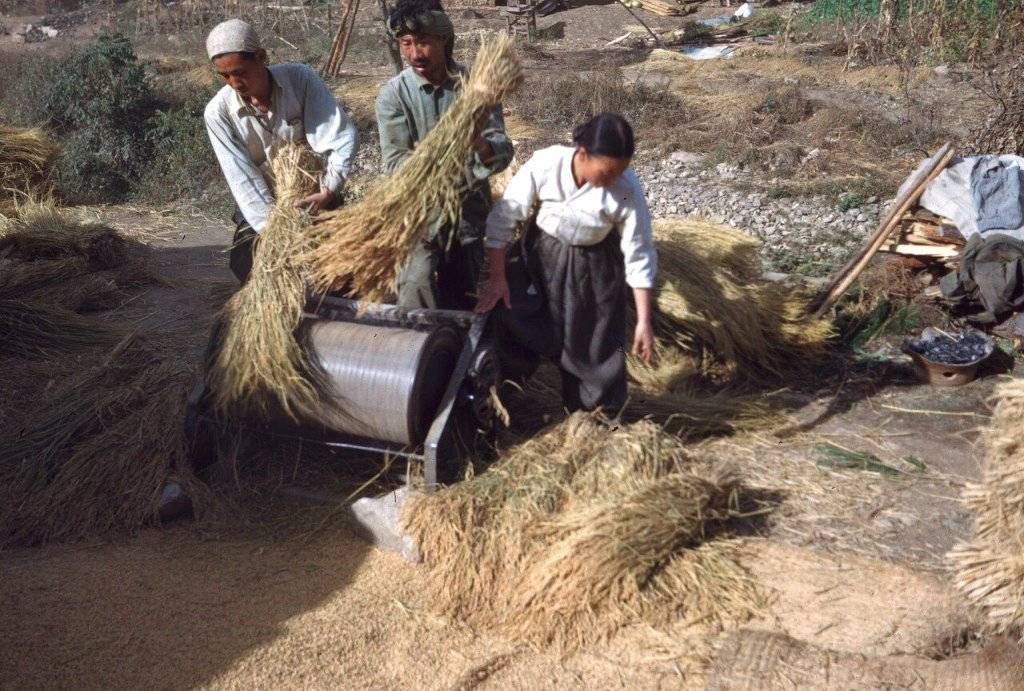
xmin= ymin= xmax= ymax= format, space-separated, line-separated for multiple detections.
xmin=670 ymin=150 xmax=704 ymax=164
xmin=933 ymin=64 xmax=949 ymax=76
xmin=349 ymin=487 xmax=421 ymax=563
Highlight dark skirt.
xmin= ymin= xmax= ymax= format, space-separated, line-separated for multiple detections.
xmin=525 ymin=223 xmax=627 ymax=414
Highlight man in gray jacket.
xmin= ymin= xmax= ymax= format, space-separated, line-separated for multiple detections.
xmin=376 ymin=0 xmax=513 ymax=309
xmin=204 ymin=19 xmax=359 ymax=281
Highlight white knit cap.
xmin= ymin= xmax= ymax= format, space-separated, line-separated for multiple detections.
xmin=206 ymin=19 xmax=261 ymax=60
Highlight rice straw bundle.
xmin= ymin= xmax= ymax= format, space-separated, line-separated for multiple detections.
xmin=402 ymin=413 xmax=762 ymax=647
xmin=305 ymin=33 xmax=523 ymax=301
xmin=0 ymin=126 xmax=56 ymax=214
xmin=0 ymin=299 xmax=124 ymax=358
xmin=0 ymin=337 xmax=201 ymax=546
xmin=0 ymin=201 xmax=129 ymax=268
xmin=208 ymin=144 xmax=322 ymax=419
xmin=650 ymin=218 xmax=832 ymax=383
xmin=504 ymin=468 xmax=741 ymax=647
xmin=949 ymin=378 xmax=1024 ymax=635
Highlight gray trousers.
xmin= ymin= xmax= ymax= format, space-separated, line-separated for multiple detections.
xmin=395 ymin=231 xmax=483 ymax=311
xmin=525 ymin=225 xmax=627 ymax=414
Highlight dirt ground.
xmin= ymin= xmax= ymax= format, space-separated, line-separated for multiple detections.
xmin=0 ymin=1 xmax=1015 ymax=688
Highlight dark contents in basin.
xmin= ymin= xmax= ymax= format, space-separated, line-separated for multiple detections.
xmin=906 ymin=331 xmax=990 ymax=365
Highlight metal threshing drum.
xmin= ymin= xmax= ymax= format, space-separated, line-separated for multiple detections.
xmin=305 ymin=320 xmax=462 ymax=446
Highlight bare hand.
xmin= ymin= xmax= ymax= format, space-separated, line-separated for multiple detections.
xmin=474 ymin=274 xmax=511 ymax=314
xmin=294 ymin=189 xmax=335 ymax=213
xmin=631 ymin=320 xmax=655 ymax=363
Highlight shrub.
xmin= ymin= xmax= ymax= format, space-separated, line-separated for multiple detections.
xmin=33 ymin=34 xmax=158 ymax=203
xmin=136 ymin=81 xmax=221 ymax=205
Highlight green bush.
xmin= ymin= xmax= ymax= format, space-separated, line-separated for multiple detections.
xmin=2 ymin=33 xmax=220 ymax=207
xmin=136 ymin=81 xmax=220 ymax=205
xmin=42 ymin=34 xmax=158 ymax=203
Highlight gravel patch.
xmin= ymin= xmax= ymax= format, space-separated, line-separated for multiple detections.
xmin=636 ymin=152 xmax=885 ymax=277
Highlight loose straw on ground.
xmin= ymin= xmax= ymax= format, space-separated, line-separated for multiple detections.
xmin=949 ymin=378 xmax=1024 ymax=635
xmin=0 ymin=336 xmax=203 ymax=547
xmin=305 ymin=33 xmax=523 ymax=302
xmin=208 ymin=144 xmax=322 ymax=419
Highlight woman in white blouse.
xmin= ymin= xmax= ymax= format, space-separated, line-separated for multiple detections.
xmin=475 ymin=113 xmax=657 ymax=414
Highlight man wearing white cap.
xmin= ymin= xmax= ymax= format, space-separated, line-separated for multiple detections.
xmin=204 ymin=18 xmax=359 ymax=281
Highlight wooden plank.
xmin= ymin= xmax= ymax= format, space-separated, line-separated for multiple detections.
xmin=809 ymin=142 xmax=956 ymax=317
xmin=880 ymin=242 xmax=960 ymax=258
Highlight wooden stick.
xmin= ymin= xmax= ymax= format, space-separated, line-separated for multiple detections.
xmin=323 ymin=0 xmax=360 ymax=76
xmin=809 ymin=142 xmax=955 ymax=317
xmin=614 ymin=0 xmax=664 ymax=45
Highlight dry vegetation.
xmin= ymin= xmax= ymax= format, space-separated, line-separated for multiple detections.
xmin=403 ymin=414 xmax=764 ymax=650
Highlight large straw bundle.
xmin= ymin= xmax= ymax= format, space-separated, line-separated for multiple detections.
xmin=949 ymin=378 xmax=1024 ymax=635
xmin=402 ymin=414 xmax=762 ymax=648
xmin=305 ymin=33 xmax=523 ymax=301
xmin=208 ymin=144 xmax=321 ymax=419
xmin=0 ymin=337 xmax=200 ymax=546
xmin=0 ymin=126 xmax=56 ymax=214
xmin=650 ymin=218 xmax=833 ymax=383
xmin=0 ymin=201 xmax=130 ymax=268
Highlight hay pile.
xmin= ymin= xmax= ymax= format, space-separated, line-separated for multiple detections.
xmin=402 ymin=413 xmax=763 ymax=648
xmin=0 ymin=203 xmax=159 ymax=356
xmin=949 ymin=378 xmax=1024 ymax=636
xmin=0 ymin=126 xmax=56 ymax=215
xmin=305 ymin=33 xmax=523 ymax=302
xmin=649 ymin=218 xmax=833 ymax=385
xmin=0 ymin=201 xmax=200 ymax=546
xmin=208 ymin=144 xmax=322 ymax=419
xmin=0 ymin=337 xmax=200 ymax=547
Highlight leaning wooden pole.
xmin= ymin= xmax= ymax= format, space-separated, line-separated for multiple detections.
xmin=809 ymin=142 xmax=956 ymax=318
xmin=323 ymin=0 xmax=361 ymax=76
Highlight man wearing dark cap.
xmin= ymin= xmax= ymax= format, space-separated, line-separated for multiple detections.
xmin=376 ymin=0 xmax=514 ymax=310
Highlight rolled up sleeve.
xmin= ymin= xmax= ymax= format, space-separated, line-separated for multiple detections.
xmin=300 ymin=67 xmax=358 ymax=193
xmin=485 ymin=159 xmax=538 ymax=249
xmin=204 ymin=102 xmax=273 ymax=232
xmin=619 ymin=182 xmax=657 ymax=289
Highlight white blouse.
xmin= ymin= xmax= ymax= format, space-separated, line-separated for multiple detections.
xmin=484 ymin=145 xmax=657 ymax=288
